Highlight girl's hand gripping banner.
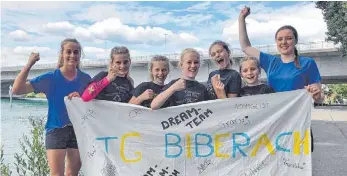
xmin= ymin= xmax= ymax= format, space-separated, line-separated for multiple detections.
xmin=65 ymin=89 xmax=312 ymax=176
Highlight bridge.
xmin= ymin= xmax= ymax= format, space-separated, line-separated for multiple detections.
xmin=1 ymin=41 xmax=347 ymax=97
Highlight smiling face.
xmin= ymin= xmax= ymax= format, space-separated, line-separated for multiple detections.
xmin=209 ymin=44 xmax=231 ymax=69
xmin=151 ymin=61 xmax=169 ymax=85
xmin=180 ymin=52 xmax=200 ymax=80
xmin=276 ymin=29 xmax=296 ymax=56
xmin=61 ymin=42 xmax=81 ymax=68
xmin=110 ymin=54 xmax=131 ymax=77
xmin=240 ymin=59 xmax=261 ymax=86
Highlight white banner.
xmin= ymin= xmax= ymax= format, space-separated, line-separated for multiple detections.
xmin=65 ymin=89 xmax=312 ymax=176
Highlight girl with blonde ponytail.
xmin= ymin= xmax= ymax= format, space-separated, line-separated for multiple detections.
xmin=12 ymin=38 xmax=91 ymax=175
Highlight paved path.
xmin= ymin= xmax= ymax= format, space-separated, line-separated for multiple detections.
xmin=312 ymin=107 xmax=347 ymax=176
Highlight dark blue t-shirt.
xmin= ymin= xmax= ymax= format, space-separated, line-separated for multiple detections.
xmin=207 ymin=69 xmax=242 ymax=99
xmin=161 ymin=78 xmax=211 ymax=108
xmin=30 ymin=69 xmax=91 ymax=132
xmin=133 ymin=81 xmax=165 ymax=108
xmin=240 ymin=84 xmax=275 ymax=97
xmin=91 ymin=71 xmax=134 ymax=102
xmin=260 ymin=52 xmax=321 ymax=92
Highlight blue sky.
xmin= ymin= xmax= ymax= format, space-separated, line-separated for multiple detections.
xmin=1 ymin=1 xmax=328 ymax=66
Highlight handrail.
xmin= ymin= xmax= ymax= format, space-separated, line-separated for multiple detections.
xmin=0 ymin=41 xmax=338 ymax=71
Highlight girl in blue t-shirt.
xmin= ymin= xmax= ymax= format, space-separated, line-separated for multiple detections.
xmin=207 ymin=40 xmax=242 ymax=99
xmin=12 ymin=38 xmax=91 ymax=176
xmin=129 ymin=55 xmax=170 ymax=107
xmin=238 ymin=7 xmax=322 ymax=152
xmin=151 ymin=48 xmax=210 ymax=109
xmin=238 ymin=7 xmax=324 ymax=103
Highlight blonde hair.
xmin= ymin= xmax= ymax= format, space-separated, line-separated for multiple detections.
xmin=109 ymin=46 xmax=130 ymax=63
xmin=57 ymin=38 xmax=83 ymax=69
xmin=148 ymin=55 xmax=170 ymax=81
xmin=109 ymin=46 xmax=133 ymax=86
xmin=178 ymin=48 xmax=200 ymax=67
xmin=239 ymin=56 xmax=261 ymax=74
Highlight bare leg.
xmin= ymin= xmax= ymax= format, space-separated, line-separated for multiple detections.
xmin=47 ymin=149 xmax=66 ymax=176
xmin=65 ymin=148 xmax=82 ymax=176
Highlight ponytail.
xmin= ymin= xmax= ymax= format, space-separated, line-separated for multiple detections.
xmin=294 ymin=47 xmax=301 ymax=69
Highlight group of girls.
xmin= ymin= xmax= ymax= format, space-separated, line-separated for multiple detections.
xmin=12 ymin=7 xmax=324 ymax=176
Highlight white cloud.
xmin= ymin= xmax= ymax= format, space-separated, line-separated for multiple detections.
xmin=89 ymin=18 xmax=173 ymax=44
xmin=82 ymin=46 xmax=158 ymax=60
xmin=186 ymin=2 xmax=211 ymax=11
xmin=173 ymin=14 xmax=214 ymax=27
xmin=222 ymin=3 xmax=327 ymax=44
xmin=72 ymin=4 xmax=119 ymax=22
xmin=83 ymin=46 xmax=108 ymax=59
xmin=42 ymin=21 xmax=75 ymax=35
xmin=13 ymin=46 xmax=52 ymax=55
xmin=1 ymin=47 xmax=56 ymax=67
xmin=178 ymin=33 xmax=199 ymax=44
xmin=72 ymin=3 xmax=212 ymax=27
xmin=9 ymin=30 xmax=31 ymax=41
xmin=1 ymin=1 xmax=74 ymax=11
xmin=37 ymin=17 xmax=201 ymax=46
xmin=72 ymin=3 xmax=159 ymax=25
xmin=73 ymin=27 xmax=93 ymax=41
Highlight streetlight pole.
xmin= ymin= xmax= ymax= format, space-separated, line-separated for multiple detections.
xmin=164 ymin=34 xmax=168 ymax=51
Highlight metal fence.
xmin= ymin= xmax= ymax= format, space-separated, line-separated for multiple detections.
xmin=1 ymin=41 xmax=338 ymax=71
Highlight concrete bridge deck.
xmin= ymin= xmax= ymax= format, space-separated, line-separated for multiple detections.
xmin=1 ymin=41 xmax=347 ymax=97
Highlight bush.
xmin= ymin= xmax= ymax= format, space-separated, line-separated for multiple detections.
xmin=14 ymin=117 xmax=49 ymax=176
xmin=1 ymin=145 xmax=12 ymax=176
xmin=2 ymin=116 xmax=85 ymax=175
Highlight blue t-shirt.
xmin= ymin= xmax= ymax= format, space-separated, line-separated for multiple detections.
xmin=30 ymin=69 xmax=91 ymax=132
xmin=260 ymin=52 xmax=321 ymax=92
xmin=206 ymin=69 xmax=242 ymax=99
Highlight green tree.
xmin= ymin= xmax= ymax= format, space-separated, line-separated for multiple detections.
xmin=328 ymin=84 xmax=347 ymax=98
xmin=14 ymin=117 xmax=49 ymax=176
xmin=1 ymin=145 xmax=12 ymax=176
xmin=316 ymin=1 xmax=347 ymax=55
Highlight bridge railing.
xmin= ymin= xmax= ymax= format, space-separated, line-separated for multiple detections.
xmin=1 ymin=41 xmax=337 ymax=71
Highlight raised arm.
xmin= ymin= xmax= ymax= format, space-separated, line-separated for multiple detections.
xmin=151 ymin=79 xmax=185 ymax=110
xmin=238 ymin=7 xmax=260 ymax=58
xmin=12 ymin=52 xmax=39 ymax=95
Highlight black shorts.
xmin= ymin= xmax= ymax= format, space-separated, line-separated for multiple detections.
xmin=45 ymin=126 xmax=78 ymax=149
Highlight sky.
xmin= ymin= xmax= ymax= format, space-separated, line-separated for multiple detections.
xmin=1 ymin=1 xmax=328 ymax=67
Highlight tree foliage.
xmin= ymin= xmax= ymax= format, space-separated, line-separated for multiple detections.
xmin=1 ymin=145 xmax=12 ymax=176
xmin=14 ymin=117 xmax=49 ymax=176
xmin=328 ymin=84 xmax=347 ymax=98
xmin=316 ymin=1 xmax=347 ymax=55
xmin=325 ymin=84 xmax=347 ymax=104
